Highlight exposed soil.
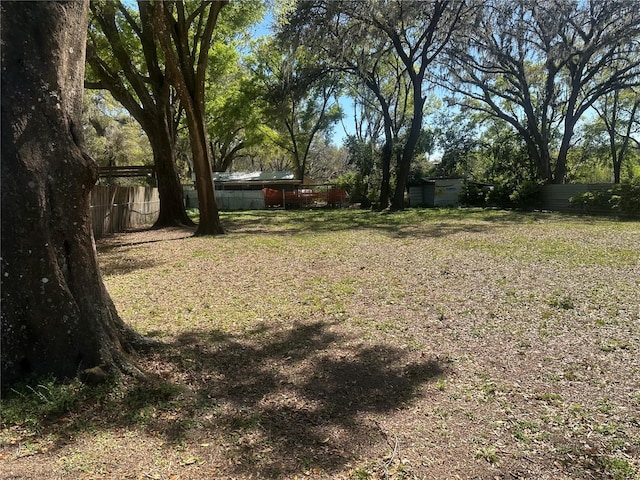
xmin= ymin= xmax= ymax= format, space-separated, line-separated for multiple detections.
xmin=1 ymin=209 xmax=639 ymax=479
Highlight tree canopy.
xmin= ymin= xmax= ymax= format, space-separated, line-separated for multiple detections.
xmin=84 ymin=0 xmax=640 ymax=209
xmin=86 ymin=0 xmax=193 ymax=227
xmin=443 ymin=0 xmax=640 ymax=184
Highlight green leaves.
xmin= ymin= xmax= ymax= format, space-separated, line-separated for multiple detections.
xmin=444 ymin=0 xmax=640 ymax=183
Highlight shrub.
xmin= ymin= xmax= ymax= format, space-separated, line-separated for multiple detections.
xmin=336 ymin=172 xmax=371 ymax=208
xmin=481 ymin=179 xmax=542 ymax=210
xmin=615 ymin=179 xmax=640 ymax=217
xmin=569 ymin=189 xmax=610 ymax=213
xmin=569 ymin=179 xmax=640 ymax=218
xmin=509 ymin=180 xmax=543 ymax=210
xmin=486 ymin=180 xmax=515 ymax=208
xmin=459 ymin=182 xmax=488 ymax=207
xmin=336 ymin=172 xmax=366 ymax=205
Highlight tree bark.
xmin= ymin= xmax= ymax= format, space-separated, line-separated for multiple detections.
xmin=86 ymin=1 xmax=193 ymax=229
xmin=391 ymin=85 xmax=425 ymax=210
xmin=146 ymin=108 xmax=194 ymax=229
xmin=1 ymin=0 xmax=142 ymax=384
xmin=379 ymin=139 xmax=393 ymax=209
xmin=153 ymin=1 xmax=225 ymax=236
xmin=366 ymin=79 xmax=394 ymax=210
xmin=554 ymin=123 xmax=575 ymax=184
xmin=184 ymin=100 xmax=224 ymax=235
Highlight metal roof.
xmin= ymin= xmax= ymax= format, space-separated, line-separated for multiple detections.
xmin=213 ymin=171 xmax=296 ymax=183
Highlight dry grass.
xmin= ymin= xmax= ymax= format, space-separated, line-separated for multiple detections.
xmin=2 ymin=208 xmax=639 ymax=479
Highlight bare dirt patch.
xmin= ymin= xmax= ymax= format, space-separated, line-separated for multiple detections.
xmin=2 ymin=209 xmax=639 ymax=479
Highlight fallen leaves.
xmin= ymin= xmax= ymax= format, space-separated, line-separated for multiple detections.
xmin=2 ymin=210 xmax=639 ymax=479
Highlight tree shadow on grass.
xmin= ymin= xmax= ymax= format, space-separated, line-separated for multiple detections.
xmin=1 ymin=321 xmax=443 ymax=478
xmin=96 ymin=228 xmax=194 ymax=275
xmin=221 ymin=208 xmax=540 ymax=239
xmin=142 ymin=321 xmax=443 ymax=477
xmin=97 ymin=255 xmax=160 ymax=276
xmin=96 ymin=227 xmax=195 ymax=253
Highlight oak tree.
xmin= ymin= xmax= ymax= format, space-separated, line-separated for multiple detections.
xmin=444 ymin=0 xmax=640 ymax=183
xmin=593 ymin=86 xmax=640 ymax=183
xmin=205 ymin=0 xmax=266 ymax=172
xmin=153 ymin=0 xmax=227 ymax=235
xmin=86 ymin=0 xmax=194 ymax=228
xmin=253 ymin=38 xmax=342 ymax=181
xmin=283 ymin=0 xmax=470 ymax=209
xmin=1 ymin=0 xmax=143 ymax=384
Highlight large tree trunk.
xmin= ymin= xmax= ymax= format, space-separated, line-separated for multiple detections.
xmin=147 ymin=112 xmax=194 ymax=228
xmin=152 ymin=139 xmax=193 ymax=229
xmin=185 ymin=101 xmax=224 ymax=236
xmin=152 ymin=1 xmax=225 ymax=236
xmin=1 ymin=0 xmax=142 ymax=384
xmin=554 ymin=118 xmax=578 ymax=184
xmin=391 ymin=105 xmax=424 ymax=211
xmin=554 ymin=81 xmax=582 ymax=184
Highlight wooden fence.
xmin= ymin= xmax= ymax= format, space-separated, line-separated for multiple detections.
xmin=91 ymin=185 xmax=159 ymax=238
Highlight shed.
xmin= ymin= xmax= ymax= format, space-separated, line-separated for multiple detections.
xmin=184 ymin=171 xmax=303 ymax=211
xmin=409 ymin=178 xmax=465 ymax=207
xmin=213 ymin=171 xmax=301 ymax=190
xmin=212 ymin=171 xmax=302 ymax=210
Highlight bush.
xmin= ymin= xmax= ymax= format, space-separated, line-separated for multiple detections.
xmin=336 ymin=172 xmax=366 ymax=205
xmin=569 ymin=179 xmax=640 ymax=218
xmin=615 ymin=180 xmax=640 ymax=217
xmin=459 ymin=182 xmax=488 ymax=207
xmin=509 ymin=180 xmax=542 ymax=210
xmin=483 ymin=179 xmax=542 ymax=210
xmin=569 ymin=189 xmax=611 ymax=213
xmin=486 ymin=181 xmax=515 ymax=208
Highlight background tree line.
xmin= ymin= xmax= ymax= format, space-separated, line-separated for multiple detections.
xmin=85 ymin=0 xmax=640 ymax=215
xmin=286 ymin=0 xmax=640 ymax=208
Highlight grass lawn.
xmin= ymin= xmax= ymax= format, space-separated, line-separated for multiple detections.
xmin=2 ymin=208 xmax=639 ymax=479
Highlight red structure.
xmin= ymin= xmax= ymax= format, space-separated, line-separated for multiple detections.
xmin=263 ymin=187 xmax=348 ymax=208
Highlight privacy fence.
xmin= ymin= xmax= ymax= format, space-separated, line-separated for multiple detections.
xmin=539 ymin=183 xmax=611 ymax=214
xmin=89 ymin=183 xmax=625 ymax=238
xmin=91 ymin=185 xmax=159 ymax=238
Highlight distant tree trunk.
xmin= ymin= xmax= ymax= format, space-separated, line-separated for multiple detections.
xmin=595 ymin=89 xmax=640 ymax=184
xmin=146 ymin=107 xmax=194 ymax=228
xmin=377 ymin=101 xmax=394 ymax=211
xmin=183 ymin=100 xmax=223 ymax=235
xmin=153 ymin=0 xmax=226 ymax=236
xmin=151 ymin=131 xmax=194 ymax=229
xmin=555 ymin=137 xmax=572 ymax=184
xmin=391 ymin=89 xmax=425 ymax=211
xmin=554 ymin=106 xmax=581 ymax=184
xmin=1 ymin=0 xmax=143 ymax=384
xmin=86 ymin=0 xmax=193 ymax=229
xmin=362 ymin=78 xmax=394 ymax=210
xmin=522 ymin=134 xmax=551 ymax=183
xmin=379 ymin=139 xmax=393 ymax=209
